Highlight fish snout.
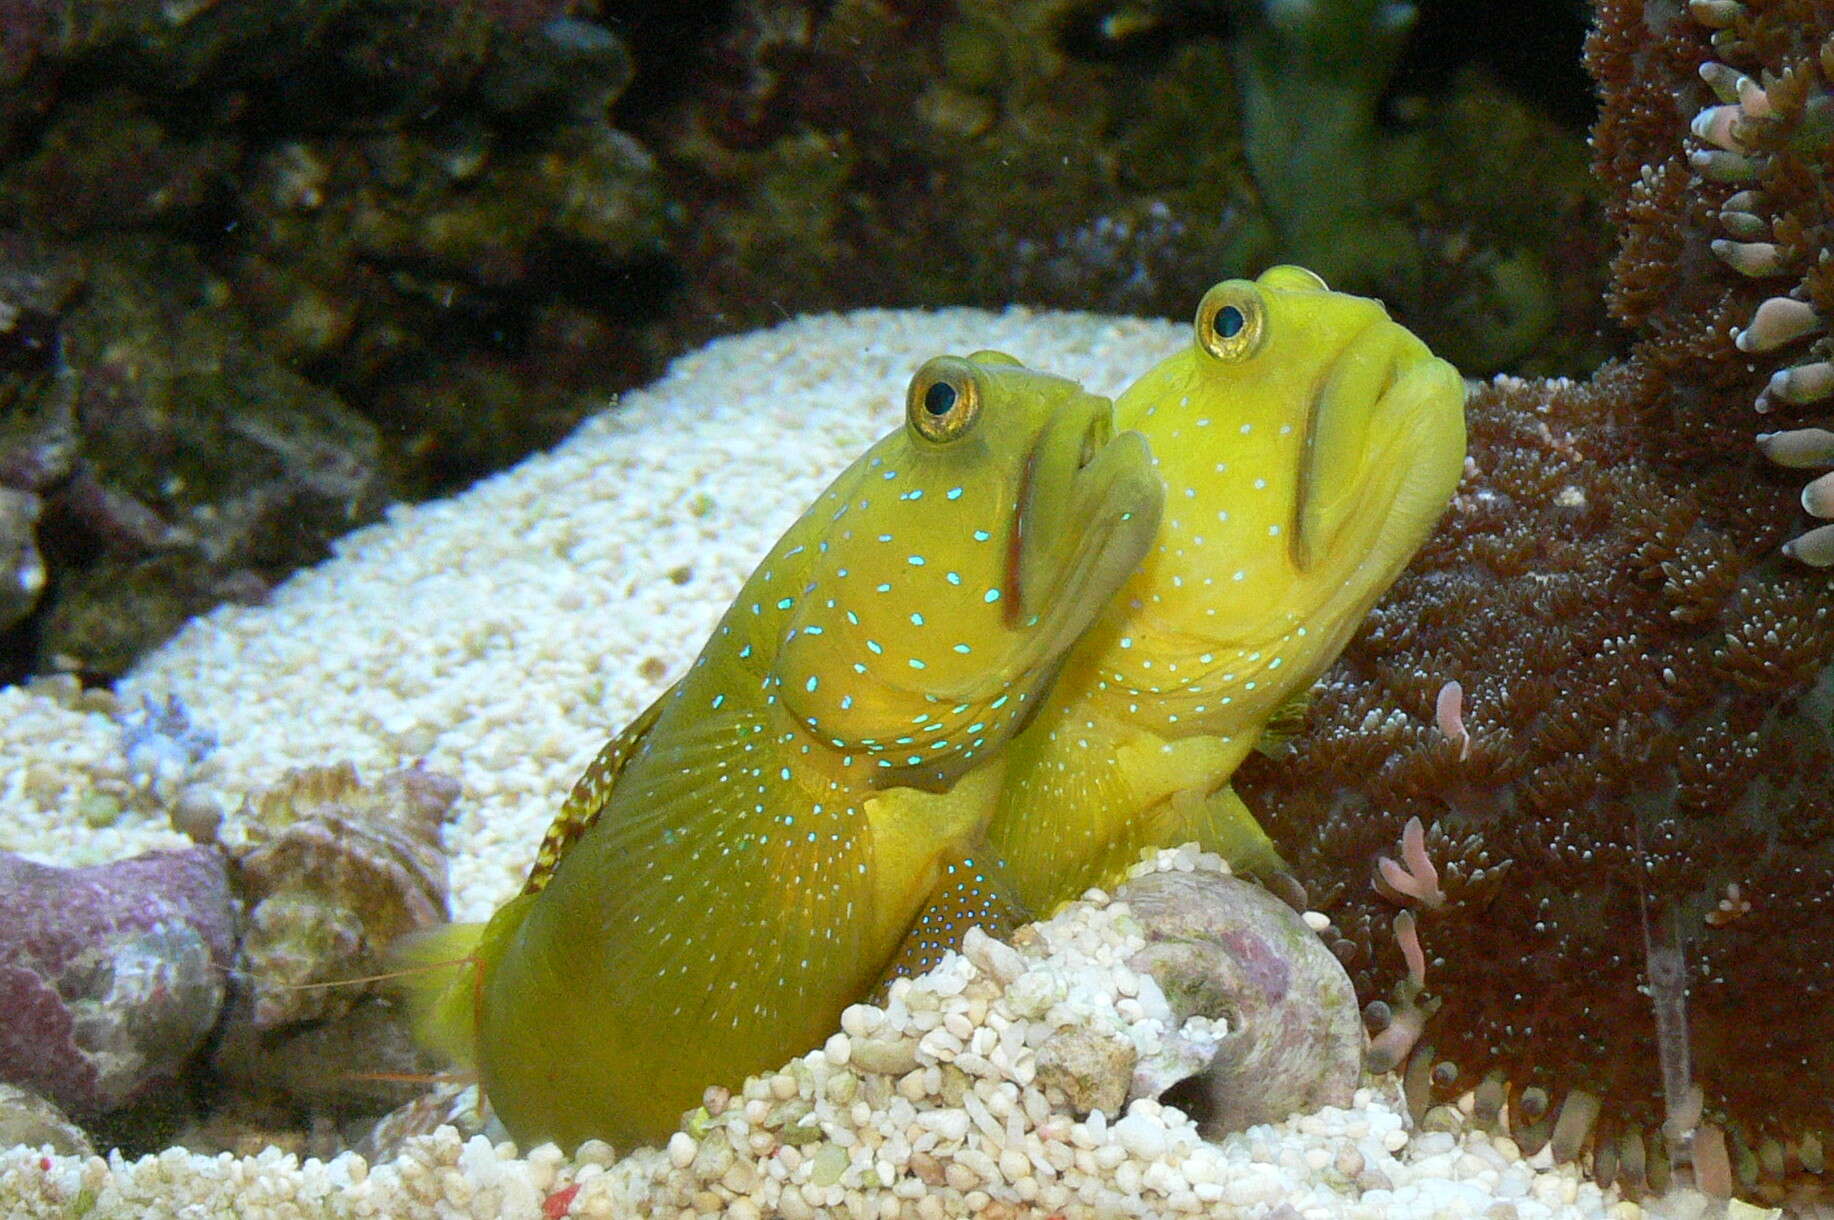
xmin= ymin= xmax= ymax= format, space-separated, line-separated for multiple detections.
xmin=1295 ymin=324 xmax=1461 ymax=568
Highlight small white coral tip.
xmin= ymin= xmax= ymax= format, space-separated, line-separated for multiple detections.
xmin=1801 ymin=470 xmax=1834 ymax=519
xmin=1687 ymin=0 xmax=1745 ymax=28
xmin=1734 ymin=297 xmax=1820 ymax=353
xmin=1757 ymin=426 xmax=1834 ymax=468
xmin=1691 ymin=104 xmax=1746 ymax=152
xmin=1709 ymin=238 xmax=1783 ymax=276
xmin=1760 ymin=362 xmax=1834 ymax=409
xmin=1782 ymin=521 xmax=1834 ymax=566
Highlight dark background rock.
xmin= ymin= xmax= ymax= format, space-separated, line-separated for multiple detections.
xmin=0 ymin=0 xmax=672 ymax=681
xmin=626 ymin=0 xmax=1607 ymax=375
xmin=0 ymin=0 xmax=1600 ymax=682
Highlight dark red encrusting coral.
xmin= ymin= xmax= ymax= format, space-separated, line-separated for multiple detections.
xmin=1236 ymin=0 xmax=1834 ymax=1205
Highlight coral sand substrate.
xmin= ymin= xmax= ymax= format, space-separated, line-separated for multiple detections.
xmin=0 ymin=310 xmax=1783 ymax=1218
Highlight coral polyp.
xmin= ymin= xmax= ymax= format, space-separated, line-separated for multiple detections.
xmin=1687 ymin=7 xmax=1834 ymax=564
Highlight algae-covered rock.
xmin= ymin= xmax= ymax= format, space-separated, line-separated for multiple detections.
xmin=0 ymin=486 xmax=43 ymax=630
xmin=1035 ymin=1023 xmax=1136 ymax=1115
xmin=640 ymin=0 xmax=1603 ymax=375
xmin=32 ymin=241 xmax=387 ymax=675
xmin=225 ymin=761 xmax=460 ymax=1029
xmin=0 ymin=845 xmax=235 ymax=1117
xmin=0 ymin=2 xmax=672 ymax=682
xmin=201 ymin=763 xmax=460 ymax=1140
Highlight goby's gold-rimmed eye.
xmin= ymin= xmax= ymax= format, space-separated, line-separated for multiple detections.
xmin=907 ymin=356 xmax=984 ymax=443
xmin=1194 ymin=281 xmax=1267 ymax=362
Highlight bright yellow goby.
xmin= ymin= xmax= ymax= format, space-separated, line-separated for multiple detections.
xmin=401 ymin=352 xmax=1162 ymax=1151
xmin=985 ymin=266 xmax=1468 ymax=911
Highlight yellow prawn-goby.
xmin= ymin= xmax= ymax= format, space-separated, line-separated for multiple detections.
xmin=984 ymin=265 xmax=1469 ymax=913
xmin=395 ymin=351 xmax=1163 ymax=1151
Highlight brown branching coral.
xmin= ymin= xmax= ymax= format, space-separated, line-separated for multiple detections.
xmin=1236 ymin=0 xmax=1834 ymax=1206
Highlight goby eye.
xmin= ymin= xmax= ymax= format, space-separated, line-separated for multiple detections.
xmin=906 ymin=357 xmax=984 ymax=442
xmin=1194 ymin=282 xmax=1267 ymax=362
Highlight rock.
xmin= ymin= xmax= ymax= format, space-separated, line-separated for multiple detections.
xmin=0 ymin=845 xmax=235 ymax=1116
xmin=0 ymin=3 xmax=681 ymax=682
xmin=225 ymin=761 xmax=460 ymax=1029
xmin=212 ymin=995 xmax=444 ymax=1119
xmin=0 ymin=484 xmax=44 ymax=629
xmin=357 ymin=1083 xmax=492 ymax=1165
xmin=0 ymin=90 xmax=239 ymax=235
xmin=167 ymin=1096 xmax=344 ymax=1163
xmin=169 ymin=786 xmax=224 ymax=844
xmin=1118 ymin=868 xmax=1363 ymax=1136
xmin=195 ymin=762 xmax=460 ymax=1143
xmin=1034 ymin=1024 xmax=1135 ymax=1115
xmin=33 ymin=241 xmax=388 ymax=676
xmin=847 ymin=1037 xmax=922 ymax=1077
xmin=0 ymin=1083 xmax=93 ymax=1155
xmin=646 ymin=1 xmax=1602 ymax=377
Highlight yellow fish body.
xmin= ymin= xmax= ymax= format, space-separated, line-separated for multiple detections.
xmin=985 ymin=266 xmax=1468 ymax=911
xmin=412 ymin=353 xmax=1162 ymax=1150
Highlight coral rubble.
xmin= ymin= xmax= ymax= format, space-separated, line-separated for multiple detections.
xmin=195 ymin=763 xmax=462 ymax=1154
xmin=225 ymin=761 xmax=459 ymax=1029
xmin=1237 ymin=0 xmax=1834 ymax=1205
xmin=1123 ymin=869 xmax=1362 ymax=1138
xmin=0 ymin=1085 xmax=90 ymax=1158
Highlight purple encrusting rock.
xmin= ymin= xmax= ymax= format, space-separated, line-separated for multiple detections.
xmin=0 ymin=845 xmax=234 ymax=1117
